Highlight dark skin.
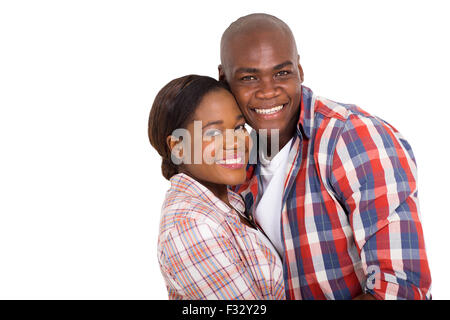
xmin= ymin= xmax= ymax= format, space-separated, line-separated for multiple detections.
xmin=219 ymin=18 xmax=375 ymax=300
xmin=219 ymin=27 xmax=303 ymax=154
xmin=167 ymin=89 xmax=250 ymax=207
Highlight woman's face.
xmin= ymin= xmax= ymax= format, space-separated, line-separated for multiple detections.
xmin=176 ymin=89 xmax=250 ymax=187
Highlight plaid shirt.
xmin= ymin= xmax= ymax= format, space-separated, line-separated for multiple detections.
xmin=235 ymin=86 xmax=431 ymax=300
xmin=157 ymin=173 xmax=285 ymax=300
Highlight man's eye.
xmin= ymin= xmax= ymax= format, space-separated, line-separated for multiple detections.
xmin=276 ymin=70 xmax=290 ymax=77
xmin=240 ymin=75 xmax=257 ymax=81
xmin=204 ymin=129 xmax=222 ymax=137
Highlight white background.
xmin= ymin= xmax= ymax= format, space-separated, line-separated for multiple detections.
xmin=0 ymin=0 xmax=449 ymax=299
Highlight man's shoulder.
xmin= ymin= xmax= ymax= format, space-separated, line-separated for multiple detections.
xmin=308 ymin=94 xmax=407 ymax=152
xmin=309 ymin=94 xmax=413 ymax=162
xmin=311 ymin=94 xmax=402 ymax=137
xmin=310 ymin=95 xmax=401 ymax=140
xmin=313 ymin=95 xmax=374 ymax=122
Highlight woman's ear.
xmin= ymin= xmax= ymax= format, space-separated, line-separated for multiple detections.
xmin=167 ymin=135 xmax=184 ymax=161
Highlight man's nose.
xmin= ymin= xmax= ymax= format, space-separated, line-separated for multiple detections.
xmin=255 ymin=78 xmax=280 ymax=99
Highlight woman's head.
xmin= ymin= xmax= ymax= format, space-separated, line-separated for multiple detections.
xmin=148 ymin=75 xmax=250 ymax=186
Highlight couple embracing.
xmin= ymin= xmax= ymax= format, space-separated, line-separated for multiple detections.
xmin=148 ymin=13 xmax=431 ymax=300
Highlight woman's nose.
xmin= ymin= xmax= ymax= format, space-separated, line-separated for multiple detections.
xmin=222 ymin=130 xmax=248 ymax=154
xmin=223 ymin=129 xmax=238 ymax=150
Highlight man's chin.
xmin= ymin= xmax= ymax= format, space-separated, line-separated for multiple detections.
xmin=254 ymin=124 xmax=283 ymax=136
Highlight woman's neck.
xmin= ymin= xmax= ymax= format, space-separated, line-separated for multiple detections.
xmin=200 ymin=180 xmax=230 ymax=207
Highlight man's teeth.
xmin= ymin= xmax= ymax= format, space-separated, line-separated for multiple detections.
xmin=216 ymin=157 xmax=242 ymax=165
xmin=254 ymin=105 xmax=284 ymax=115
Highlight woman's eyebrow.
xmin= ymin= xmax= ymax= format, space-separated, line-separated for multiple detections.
xmin=202 ymin=120 xmax=223 ymax=129
xmin=200 ymin=115 xmax=244 ymax=129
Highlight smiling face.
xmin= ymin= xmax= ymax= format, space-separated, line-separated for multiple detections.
xmin=178 ymin=89 xmax=250 ymax=190
xmin=220 ymin=28 xmax=304 ymax=148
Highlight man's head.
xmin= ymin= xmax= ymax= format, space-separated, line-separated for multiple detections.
xmin=219 ymin=13 xmax=304 ymax=147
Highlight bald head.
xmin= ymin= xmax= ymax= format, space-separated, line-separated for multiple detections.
xmin=218 ymin=14 xmax=304 ymax=149
xmin=220 ymin=13 xmax=298 ymax=67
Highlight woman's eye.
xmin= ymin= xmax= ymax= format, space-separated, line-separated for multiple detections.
xmin=235 ymin=124 xmax=247 ymax=132
xmin=204 ymin=129 xmax=222 ymax=137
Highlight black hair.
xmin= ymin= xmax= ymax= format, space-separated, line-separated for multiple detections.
xmin=148 ymin=75 xmax=230 ymax=180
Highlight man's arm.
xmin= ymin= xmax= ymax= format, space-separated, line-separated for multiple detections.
xmin=353 ymin=293 xmax=377 ymax=300
xmin=329 ymin=114 xmax=431 ymax=300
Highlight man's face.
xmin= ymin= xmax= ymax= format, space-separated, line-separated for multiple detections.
xmin=220 ymin=30 xmax=303 ymax=144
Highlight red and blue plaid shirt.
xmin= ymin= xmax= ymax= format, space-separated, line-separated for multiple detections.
xmin=234 ymin=86 xmax=431 ymax=300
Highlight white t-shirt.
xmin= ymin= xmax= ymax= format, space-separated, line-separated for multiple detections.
xmin=254 ymin=138 xmax=293 ymax=257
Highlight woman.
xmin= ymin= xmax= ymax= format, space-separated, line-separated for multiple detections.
xmin=148 ymin=75 xmax=285 ymax=300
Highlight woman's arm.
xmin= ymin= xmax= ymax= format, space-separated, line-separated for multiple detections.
xmin=159 ymin=217 xmax=268 ymax=300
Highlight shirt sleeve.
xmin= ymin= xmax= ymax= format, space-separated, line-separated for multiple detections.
xmin=329 ymin=114 xmax=432 ymax=300
xmin=159 ymin=216 xmax=268 ymax=300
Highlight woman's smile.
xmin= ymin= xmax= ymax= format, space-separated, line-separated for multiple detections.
xmin=215 ymin=152 xmax=246 ymax=169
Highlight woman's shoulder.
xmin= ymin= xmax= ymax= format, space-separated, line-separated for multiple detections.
xmin=161 ymin=173 xmax=229 ymax=224
xmin=163 ymin=191 xmax=219 ymax=221
xmin=159 ymin=188 xmax=228 ymax=242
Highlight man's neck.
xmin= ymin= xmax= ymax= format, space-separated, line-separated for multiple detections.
xmin=260 ymin=128 xmax=295 ymax=160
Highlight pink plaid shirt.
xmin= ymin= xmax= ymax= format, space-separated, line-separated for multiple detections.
xmin=157 ymin=173 xmax=285 ymax=300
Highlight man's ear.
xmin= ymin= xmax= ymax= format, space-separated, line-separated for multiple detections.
xmin=218 ymin=64 xmax=226 ymax=81
xmin=297 ymin=55 xmax=304 ymax=83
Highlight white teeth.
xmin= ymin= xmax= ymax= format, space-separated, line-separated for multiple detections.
xmin=254 ymin=105 xmax=284 ymax=114
xmin=217 ymin=157 xmax=242 ymax=165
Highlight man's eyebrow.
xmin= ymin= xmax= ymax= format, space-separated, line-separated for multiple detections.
xmin=235 ymin=67 xmax=259 ymax=74
xmin=202 ymin=120 xmax=223 ymax=129
xmin=273 ymin=61 xmax=293 ymax=70
xmin=234 ymin=61 xmax=293 ymax=74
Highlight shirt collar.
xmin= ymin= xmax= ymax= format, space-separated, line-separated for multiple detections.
xmin=296 ymin=85 xmax=315 ymax=140
xmin=169 ymin=173 xmax=245 ymax=215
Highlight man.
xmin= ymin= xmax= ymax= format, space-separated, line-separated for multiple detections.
xmin=219 ymin=13 xmax=431 ymax=300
